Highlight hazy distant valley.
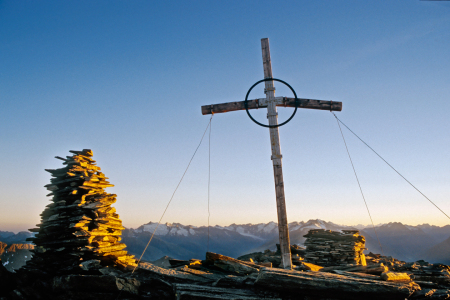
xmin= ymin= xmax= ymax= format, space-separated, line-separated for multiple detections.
xmin=2 ymin=219 xmax=450 ymax=272
xmin=121 ymin=219 xmax=450 ymax=263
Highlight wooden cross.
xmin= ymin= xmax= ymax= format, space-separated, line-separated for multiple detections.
xmin=201 ymin=38 xmax=342 ymax=269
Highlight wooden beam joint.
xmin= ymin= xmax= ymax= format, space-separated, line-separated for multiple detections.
xmin=201 ymin=98 xmax=342 ymax=115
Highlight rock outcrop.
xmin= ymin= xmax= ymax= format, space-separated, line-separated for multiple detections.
xmin=0 ymin=242 xmax=7 ymax=256
xmin=4 ymin=249 xmax=450 ymax=299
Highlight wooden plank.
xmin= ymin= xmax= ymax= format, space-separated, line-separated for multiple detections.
xmin=283 ymin=97 xmax=342 ymax=111
xmin=333 ymin=270 xmax=382 ymax=280
xmin=261 ymin=37 xmax=292 ymax=270
xmin=205 ymin=252 xmax=260 ymax=269
xmin=201 ymin=98 xmax=342 ymax=115
xmin=201 ymin=99 xmax=259 ymax=115
xmin=138 ymin=262 xmax=223 ymax=284
xmin=320 ymin=263 xmax=387 ymax=275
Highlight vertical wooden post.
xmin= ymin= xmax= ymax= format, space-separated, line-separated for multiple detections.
xmin=261 ymin=38 xmax=292 ymax=269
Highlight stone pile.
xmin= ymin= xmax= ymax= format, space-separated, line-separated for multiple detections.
xmin=238 ymin=244 xmax=306 ymax=268
xmin=26 ymin=149 xmax=136 ymax=273
xmin=366 ymin=252 xmax=450 ymax=287
xmin=303 ymin=229 xmax=366 ymax=266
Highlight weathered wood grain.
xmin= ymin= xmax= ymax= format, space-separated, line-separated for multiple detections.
xmin=284 ymin=97 xmax=342 ymax=111
xmin=201 ymin=98 xmax=342 ymax=115
xmin=255 ymin=268 xmax=420 ymax=300
xmin=320 ymin=263 xmax=388 ymax=275
xmin=261 ymin=37 xmax=292 ymax=270
xmin=138 ymin=262 xmax=224 ymax=284
xmin=205 ymin=252 xmax=260 ymax=270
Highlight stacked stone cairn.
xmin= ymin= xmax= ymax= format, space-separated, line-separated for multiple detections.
xmin=26 ymin=149 xmax=136 ymax=273
xmin=303 ymin=229 xmax=366 ymax=267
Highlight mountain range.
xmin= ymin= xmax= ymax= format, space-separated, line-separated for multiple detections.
xmin=2 ymin=219 xmax=450 ymax=271
xmin=121 ymin=219 xmax=450 ymax=264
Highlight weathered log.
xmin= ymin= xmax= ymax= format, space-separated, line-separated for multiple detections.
xmin=212 ymin=275 xmax=257 ymax=288
xmin=205 ymin=252 xmax=260 ymax=275
xmin=333 ymin=270 xmax=382 ymax=281
xmin=173 ymin=283 xmax=278 ymax=300
xmin=320 ymin=263 xmax=388 ymax=275
xmin=255 ymin=267 xmax=420 ymax=300
xmin=213 ymin=259 xmax=259 ymax=275
xmin=201 ymin=98 xmax=342 ymax=115
xmin=283 ymin=97 xmax=342 ymax=111
xmin=205 ymin=252 xmax=258 ymax=267
xmin=138 ymin=262 xmax=224 ymax=284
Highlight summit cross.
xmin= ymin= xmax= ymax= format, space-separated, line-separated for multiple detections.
xmin=201 ymin=38 xmax=342 ymax=269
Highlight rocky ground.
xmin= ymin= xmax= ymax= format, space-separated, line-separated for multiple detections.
xmin=1 ymin=249 xmax=450 ymax=300
xmin=0 ymin=243 xmax=34 ymax=273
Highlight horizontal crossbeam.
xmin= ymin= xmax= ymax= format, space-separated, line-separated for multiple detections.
xmin=201 ymin=97 xmax=342 ymax=115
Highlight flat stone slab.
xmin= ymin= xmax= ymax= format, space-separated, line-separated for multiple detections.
xmin=255 ymin=267 xmax=420 ymax=300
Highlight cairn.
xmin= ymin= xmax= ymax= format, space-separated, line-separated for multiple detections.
xmin=27 ymin=149 xmax=136 ymax=273
xmin=303 ymin=229 xmax=366 ymax=267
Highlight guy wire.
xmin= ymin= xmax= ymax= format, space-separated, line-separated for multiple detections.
xmin=332 ymin=112 xmax=450 ymax=221
xmin=332 ymin=112 xmax=384 ymax=255
xmin=131 ymin=115 xmax=214 ymax=274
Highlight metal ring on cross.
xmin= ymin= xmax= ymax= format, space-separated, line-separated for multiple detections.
xmin=244 ymin=78 xmax=299 ymax=128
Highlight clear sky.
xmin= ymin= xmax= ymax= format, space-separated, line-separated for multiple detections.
xmin=1 ymin=1 xmax=449 ymax=232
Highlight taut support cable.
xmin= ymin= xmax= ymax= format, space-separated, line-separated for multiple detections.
xmin=332 ymin=112 xmax=450 ymax=222
xmin=332 ymin=112 xmax=383 ymax=255
xmin=117 ymin=118 xmax=213 ymax=300
xmin=131 ymin=115 xmax=214 ymax=273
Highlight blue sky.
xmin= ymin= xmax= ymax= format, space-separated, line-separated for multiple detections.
xmin=1 ymin=0 xmax=449 ymax=232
